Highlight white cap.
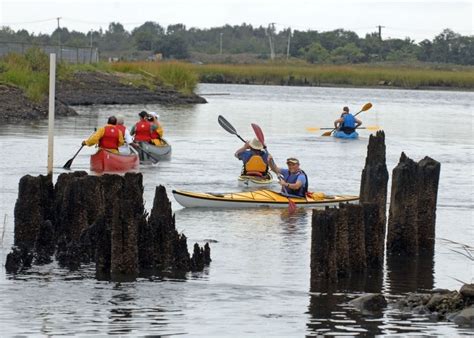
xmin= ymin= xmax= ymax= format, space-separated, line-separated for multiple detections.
xmin=149 ymin=112 xmax=160 ymax=120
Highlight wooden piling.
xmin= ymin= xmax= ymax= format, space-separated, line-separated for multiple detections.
xmin=416 ymin=157 xmax=441 ymax=255
xmin=387 ymin=152 xmax=419 ymax=256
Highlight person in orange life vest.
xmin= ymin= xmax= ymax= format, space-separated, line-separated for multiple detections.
xmin=116 ymin=115 xmax=133 ymax=154
xmin=234 ymin=138 xmax=269 ymax=177
xmin=82 ymin=116 xmax=124 ymax=154
xmin=334 ymin=106 xmax=362 ymax=134
xmin=147 ymin=112 xmax=165 ymax=146
xmin=130 ymin=111 xmax=158 ymax=143
xmin=268 ymin=156 xmax=308 ymax=197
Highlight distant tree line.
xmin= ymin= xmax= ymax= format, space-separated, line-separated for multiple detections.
xmin=0 ymin=22 xmax=472 ymax=65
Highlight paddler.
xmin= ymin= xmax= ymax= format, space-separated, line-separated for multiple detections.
xmin=268 ymin=156 xmax=308 ymax=197
xmin=334 ymin=106 xmax=362 ymax=135
xmin=116 ymin=115 xmax=133 ymax=154
xmin=234 ymin=138 xmax=269 ymax=177
xmin=82 ymin=116 xmax=124 ymax=154
xmin=147 ymin=112 xmax=165 ymax=146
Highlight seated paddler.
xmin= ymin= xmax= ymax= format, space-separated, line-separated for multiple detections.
xmin=334 ymin=106 xmax=362 ymax=134
xmin=268 ymin=156 xmax=308 ymax=197
xmin=147 ymin=112 xmax=165 ymax=146
xmin=82 ymin=116 xmax=124 ymax=154
xmin=234 ymin=138 xmax=269 ymax=178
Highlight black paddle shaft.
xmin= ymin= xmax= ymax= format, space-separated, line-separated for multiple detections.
xmin=218 ymin=115 xmax=247 ymax=143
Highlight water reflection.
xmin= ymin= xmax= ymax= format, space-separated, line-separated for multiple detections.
xmin=386 ymin=254 xmax=435 ymax=294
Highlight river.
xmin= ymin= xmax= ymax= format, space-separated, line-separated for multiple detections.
xmin=0 ymin=84 xmax=472 ymax=335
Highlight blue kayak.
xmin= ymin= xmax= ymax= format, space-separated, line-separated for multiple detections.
xmin=334 ymin=130 xmax=359 ymax=139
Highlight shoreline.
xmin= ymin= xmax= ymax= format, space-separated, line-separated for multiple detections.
xmin=0 ymin=71 xmax=207 ymax=122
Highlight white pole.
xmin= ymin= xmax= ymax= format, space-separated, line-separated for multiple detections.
xmin=47 ymin=53 xmax=56 ymax=175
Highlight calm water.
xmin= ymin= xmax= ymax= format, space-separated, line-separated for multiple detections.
xmin=0 ymin=84 xmax=473 ymax=336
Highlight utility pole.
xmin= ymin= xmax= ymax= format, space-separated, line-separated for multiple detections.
xmin=286 ymin=27 xmax=291 ymax=62
xmin=89 ymin=29 xmax=93 ymax=47
xmin=376 ymin=25 xmax=385 ymax=40
xmin=56 ymin=17 xmax=62 ymax=60
xmin=266 ymin=23 xmax=276 ymax=60
xmin=219 ymin=32 xmax=223 ymax=54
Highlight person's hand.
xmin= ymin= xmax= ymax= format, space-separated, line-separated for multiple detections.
xmin=278 ymin=178 xmax=288 ymax=187
xmin=81 ymin=141 xmax=86 ymax=146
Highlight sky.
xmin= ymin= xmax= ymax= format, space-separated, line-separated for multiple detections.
xmin=1 ymin=0 xmax=472 ymax=41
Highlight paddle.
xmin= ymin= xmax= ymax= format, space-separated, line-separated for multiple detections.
xmin=306 ymin=125 xmax=381 ymax=132
xmin=322 ymin=102 xmax=373 ymax=137
xmin=218 ymin=115 xmax=247 ymax=143
xmin=63 ymin=145 xmax=84 ymax=169
xmin=251 ymin=123 xmax=297 ymax=213
xmin=130 ymin=143 xmax=160 ymax=164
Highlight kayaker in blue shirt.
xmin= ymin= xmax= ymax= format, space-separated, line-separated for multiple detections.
xmin=334 ymin=106 xmax=362 ymax=134
xmin=234 ymin=138 xmax=269 ymax=177
xmin=268 ymin=156 xmax=308 ymax=197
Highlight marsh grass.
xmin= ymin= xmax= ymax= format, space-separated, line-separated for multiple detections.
xmin=193 ymin=63 xmax=474 ymax=89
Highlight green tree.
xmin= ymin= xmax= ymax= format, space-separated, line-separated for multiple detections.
xmin=303 ymin=42 xmax=330 ymax=63
xmin=330 ymin=43 xmax=365 ymax=63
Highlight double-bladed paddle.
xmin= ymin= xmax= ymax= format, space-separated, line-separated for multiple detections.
xmin=322 ymin=102 xmax=373 ymax=136
xmin=251 ymin=123 xmax=297 ymax=213
xmin=306 ymin=125 xmax=381 ymax=132
xmin=130 ymin=143 xmax=160 ymax=164
xmin=218 ymin=115 xmax=247 ymax=143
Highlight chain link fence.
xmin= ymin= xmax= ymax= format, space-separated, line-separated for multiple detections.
xmin=0 ymin=42 xmax=99 ymax=63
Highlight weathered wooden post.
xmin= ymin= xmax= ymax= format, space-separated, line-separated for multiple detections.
xmin=359 ymin=131 xmax=388 ymax=267
xmin=310 ymin=208 xmax=338 ymax=290
xmin=387 ymin=152 xmax=419 ymax=256
xmin=416 ymin=157 xmax=441 ymax=255
xmin=345 ymin=204 xmax=367 ymax=272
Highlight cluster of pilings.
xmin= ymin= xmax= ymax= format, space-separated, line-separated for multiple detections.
xmin=311 ymin=131 xmax=441 ymax=292
xmin=5 ymin=172 xmax=210 ymax=281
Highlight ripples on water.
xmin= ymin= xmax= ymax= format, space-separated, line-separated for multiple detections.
xmin=0 ymin=84 xmax=473 ymax=335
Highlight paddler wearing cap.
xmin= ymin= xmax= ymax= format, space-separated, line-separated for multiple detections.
xmin=234 ymin=138 xmax=269 ymax=177
xmin=82 ymin=115 xmax=124 ymax=154
xmin=268 ymin=156 xmax=308 ymax=197
xmin=147 ymin=112 xmax=165 ymax=146
xmin=130 ymin=111 xmax=159 ymax=143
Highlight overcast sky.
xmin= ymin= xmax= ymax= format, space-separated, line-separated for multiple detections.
xmin=1 ymin=0 xmax=472 ymax=41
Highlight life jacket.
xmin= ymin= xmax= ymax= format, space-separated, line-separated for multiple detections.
xmin=243 ymin=152 xmax=268 ymax=176
xmin=283 ymin=170 xmax=308 ymax=197
xmin=134 ymin=120 xmax=152 ymax=142
xmin=116 ymin=124 xmax=126 ymax=140
xmin=342 ymin=114 xmax=356 ymax=129
xmin=99 ymin=125 xmax=120 ymax=150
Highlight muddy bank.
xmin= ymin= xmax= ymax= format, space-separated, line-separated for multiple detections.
xmin=57 ymin=71 xmax=207 ymax=106
xmin=0 ymin=71 xmax=206 ymax=122
xmin=0 ymin=84 xmax=76 ymax=122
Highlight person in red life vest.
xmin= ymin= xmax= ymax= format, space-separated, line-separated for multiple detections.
xmin=82 ymin=116 xmax=124 ymax=154
xmin=130 ymin=111 xmax=159 ymax=143
xmin=147 ymin=112 xmax=165 ymax=146
xmin=234 ymin=138 xmax=269 ymax=177
xmin=116 ymin=115 xmax=133 ymax=154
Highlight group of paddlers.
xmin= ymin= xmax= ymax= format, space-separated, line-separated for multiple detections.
xmin=82 ymin=111 xmax=165 ymax=154
xmin=234 ymin=106 xmax=362 ymax=197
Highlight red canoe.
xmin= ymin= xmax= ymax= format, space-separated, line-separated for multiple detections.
xmin=90 ymin=149 xmax=139 ymax=173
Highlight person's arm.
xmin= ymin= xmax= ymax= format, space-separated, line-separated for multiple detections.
xmin=267 ymin=154 xmax=281 ymax=174
xmin=234 ymin=142 xmax=250 ymax=158
xmin=355 ymin=118 xmax=362 ymax=128
xmin=334 ymin=117 xmax=343 ymax=129
xmin=130 ymin=125 xmax=136 ymax=136
xmin=156 ymin=124 xmax=164 ymax=138
xmin=82 ymin=128 xmax=104 ymax=146
xmin=124 ymin=128 xmax=133 ymax=144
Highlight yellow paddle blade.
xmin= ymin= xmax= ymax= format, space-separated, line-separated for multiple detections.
xmin=366 ymin=125 xmax=380 ymax=130
xmin=306 ymin=127 xmax=320 ymax=132
xmin=361 ymin=102 xmax=372 ymax=111
xmin=322 ymin=130 xmax=333 ymax=137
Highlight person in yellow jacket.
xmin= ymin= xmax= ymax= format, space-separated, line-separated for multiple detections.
xmin=82 ymin=116 xmax=124 ymax=154
xmin=147 ymin=112 xmax=165 ymax=146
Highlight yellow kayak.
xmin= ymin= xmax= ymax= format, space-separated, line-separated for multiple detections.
xmin=172 ymin=189 xmax=358 ymax=209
